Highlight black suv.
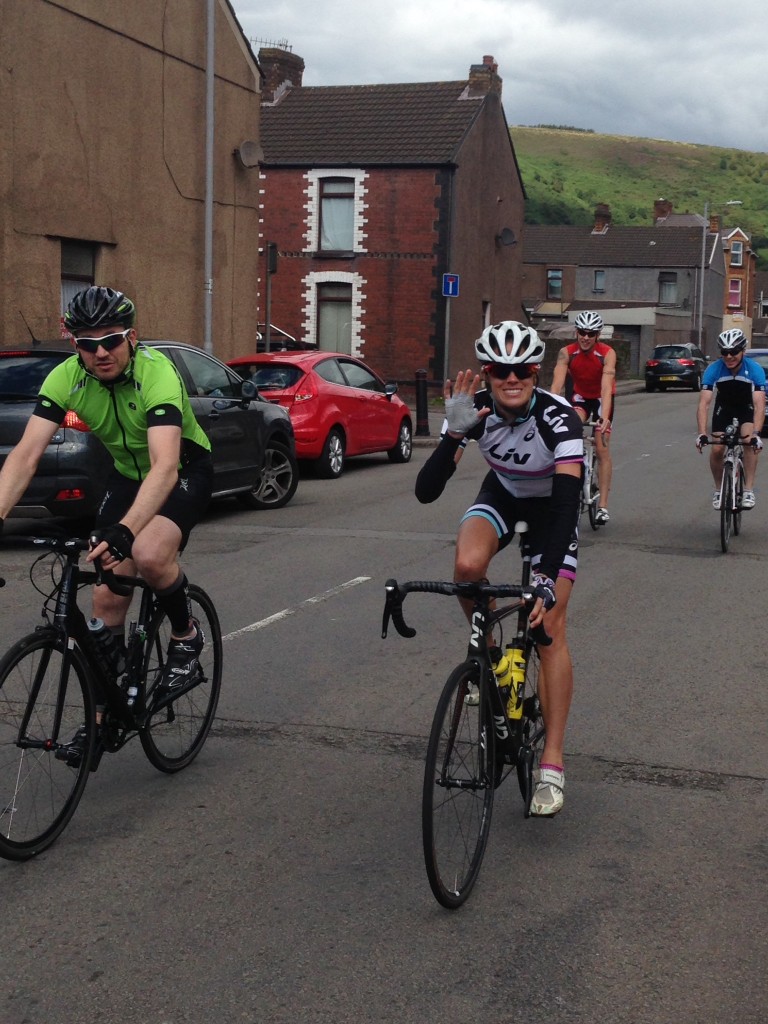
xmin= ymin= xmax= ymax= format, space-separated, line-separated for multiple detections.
xmin=645 ymin=343 xmax=709 ymax=392
xmin=0 ymin=340 xmax=298 ymax=519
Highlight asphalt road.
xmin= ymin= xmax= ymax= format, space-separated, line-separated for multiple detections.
xmin=1 ymin=388 xmax=767 ymax=1024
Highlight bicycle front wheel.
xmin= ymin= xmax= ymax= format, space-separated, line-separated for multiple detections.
xmin=733 ymin=461 xmax=744 ymax=536
xmin=587 ymin=461 xmax=601 ymax=531
xmin=422 ymin=661 xmax=495 ymax=909
xmin=0 ymin=631 xmax=94 ymax=860
xmin=720 ymin=469 xmax=733 ymax=552
xmin=516 ymin=645 xmax=546 ymax=816
xmin=140 ymin=585 xmax=222 ymax=772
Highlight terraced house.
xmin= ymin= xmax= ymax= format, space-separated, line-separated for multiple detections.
xmin=257 ymin=50 xmax=525 ymax=382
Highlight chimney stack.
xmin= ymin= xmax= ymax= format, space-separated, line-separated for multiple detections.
xmin=654 ymin=198 xmax=673 ymax=223
xmin=468 ymin=55 xmax=502 ymax=97
xmin=592 ymin=204 xmax=612 ymax=234
xmin=259 ymin=47 xmax=305 ymax=104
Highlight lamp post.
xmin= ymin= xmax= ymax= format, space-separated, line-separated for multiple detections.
xmin=698 ymin=200 xmax=742 ymax=349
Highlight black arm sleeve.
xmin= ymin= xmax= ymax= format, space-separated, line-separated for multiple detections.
xmin=414 ymin=434 xmax=463 ymax=503
xmin=537 ymin=472 xmax=581 ymax=582
xmin=33 ymin=396 xmax=66 ymax=425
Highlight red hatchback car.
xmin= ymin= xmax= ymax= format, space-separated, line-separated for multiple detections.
xmin=227 ymin=351 xmax=413 ymax=478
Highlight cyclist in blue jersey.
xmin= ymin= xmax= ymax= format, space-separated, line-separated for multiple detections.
xmin=0 ymin=287 xmax=214 ymax=716
xmin=416 ymin=322 xmax=583 ymax=817
xmin=696 ymin=329 xmax=765 ymax=509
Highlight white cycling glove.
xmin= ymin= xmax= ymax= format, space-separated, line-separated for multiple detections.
xmin=445 ymin=393 xmax=481 ymax=436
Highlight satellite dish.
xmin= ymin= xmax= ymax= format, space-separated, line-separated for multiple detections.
xmin=235 ymin=140 xmax=262 ymax=168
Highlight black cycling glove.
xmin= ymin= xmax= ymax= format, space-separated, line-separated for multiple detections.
xmin=90 ymin=523 xmax=135 ymax=563
xmin=531 ymin=574 xmax=557 ymax=611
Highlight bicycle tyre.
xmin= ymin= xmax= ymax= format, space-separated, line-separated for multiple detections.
xmin=422 ymin=661 xmax=495 ymax=909
xmin=140 ymin=585 xmax=222 ymax=772
xmin=515 ymin=645 xmax=546 ymax=816
xmin=720 ymin=469 xmax=733 ymax=552
xmin=587 ymin=460 xmax=601 ymax=531
xmin=733 ymin=461 xmax=744 ymax=536
xmin=0 ymin=630 xmax=94 ymax=860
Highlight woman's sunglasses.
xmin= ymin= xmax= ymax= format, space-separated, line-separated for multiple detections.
xmin=485 ymin=362 xmax=537 ymax=381
xmin=74 ymin=329 xmax=131 ymax=354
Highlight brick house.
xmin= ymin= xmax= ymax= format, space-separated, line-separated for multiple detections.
xmin=522 ymin=202 xmax=726 ymax=374
xmin=256 ymin=51 xmax=525 ymax=382
xmin=719 ymin=225 xmax=757 ymax=338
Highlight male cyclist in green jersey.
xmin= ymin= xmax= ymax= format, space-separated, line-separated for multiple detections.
xmin=0 ymin=286 xmax=214 ymax=724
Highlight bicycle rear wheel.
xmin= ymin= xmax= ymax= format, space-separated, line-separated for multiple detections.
xmin=516 ymin=645 xmax=546 ymax=816
xmin=720 ymin=469 xmax=733 ymax=552
xmin=0 ymin=631 xmax=94 ymax=860
xmin=140 ymin=585 xmax=222 ymax=772
xmin=733 ymin=461 xmax=744 ymax=536
xmin=422 ymin=661 xmax=495 ymax=909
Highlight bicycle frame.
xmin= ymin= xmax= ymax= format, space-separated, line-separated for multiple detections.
xmin=15 ymin=541 xmax=158 ymax=756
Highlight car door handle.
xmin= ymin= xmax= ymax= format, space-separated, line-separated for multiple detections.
xmin=208 ymin=410 xmax=221 ymax=421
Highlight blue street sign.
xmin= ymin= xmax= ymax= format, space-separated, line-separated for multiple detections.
xmin=442 ymin=273 xmax=460 ymax=298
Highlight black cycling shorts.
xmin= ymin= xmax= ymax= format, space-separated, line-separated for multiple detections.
xmin=712 ymin=401 xmax=754 ymax=434
xmin=571 ymin=395 xmax=615 ymax=424
xmin=95 ymin=457 xmax=214 ymax=550
xmin=460 ymin=472 xmax=579 ymax=582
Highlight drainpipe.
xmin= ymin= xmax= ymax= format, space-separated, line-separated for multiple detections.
xmin=203 ymin=0 xmax=215 ymax=353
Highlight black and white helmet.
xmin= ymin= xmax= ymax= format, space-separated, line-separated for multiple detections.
xmin=717 ymin=328 xmax=747 ymax=353
xmin=474 ymin=321 xmax=545 ymax=365
xmin=574 ymin=311 xmax=604 ymax=332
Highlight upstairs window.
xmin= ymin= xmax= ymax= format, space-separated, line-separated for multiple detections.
xmin=658 ymin=271 xmax=677 ymax=305
xmin=728 ymin=278 xmax=742 ymax=308
xmin=730 ymin=240 xmax=743 ymax=267
xmin=593 ymin=269 xmax=606 ymax=293
xmin=320 ymin=178 xmax=355 ymax=252
xmin=547 ymin=269 xmax=563 ymax=301
xmin=61 ymin=240 xmax=96 ymax=314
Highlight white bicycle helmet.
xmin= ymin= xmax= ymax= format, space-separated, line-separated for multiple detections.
xmin=717 ymin=328 xmax=747 ymax=353
xmin=474 ymin=321 xmax=545 ymax=365
xmin=574 ymin=311 xmax=604 ymax=332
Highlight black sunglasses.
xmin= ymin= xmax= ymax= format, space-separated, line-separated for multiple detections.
xmin=74 ymin=329 xmax=131 ymax=354
xmin=485 ymin=362 xmax=537 ymax=381
xmin=577 ymin=329 xmax=599 ymax=338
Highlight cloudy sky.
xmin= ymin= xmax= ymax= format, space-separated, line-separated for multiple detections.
xmin=230 ymin=0 xmax=766 ymax=153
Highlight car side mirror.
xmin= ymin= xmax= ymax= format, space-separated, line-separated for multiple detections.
xmin=385 ymin=383 xmax=398 ymax=399
xmin=241 ymin=379 xmax=257 ymax=402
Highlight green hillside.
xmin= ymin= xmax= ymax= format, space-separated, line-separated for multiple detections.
xmin=511 ymin=126 xmax=768 ymax=269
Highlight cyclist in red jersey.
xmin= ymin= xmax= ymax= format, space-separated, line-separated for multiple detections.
xmin=550 ymin=311 xmax=616 ymax=525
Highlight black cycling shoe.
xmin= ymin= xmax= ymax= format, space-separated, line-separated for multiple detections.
xmin=152 ymin=619 xmax=205 ymax=707
xmin=55 ymin=725 xmax=105 ymax=772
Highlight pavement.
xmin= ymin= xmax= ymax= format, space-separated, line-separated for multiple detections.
xmin=412 ymin=377 xmax=646 ymax=445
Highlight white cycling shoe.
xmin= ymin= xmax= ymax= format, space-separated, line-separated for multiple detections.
xmin=530 ymin=766 xmax=565 ymax=817
xmin=742 ymin=490 xmax=756 ymax=510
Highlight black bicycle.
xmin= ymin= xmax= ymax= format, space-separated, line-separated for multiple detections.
xmin=580 ymin=417 xmax=602 ymax=531
xmin=0 ymin=535 xmax=222 ymax=860
xmin=382 ymin=526 xmax=550 ymax=909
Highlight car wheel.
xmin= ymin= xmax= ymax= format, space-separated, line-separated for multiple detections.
xmin=692 ymin=374 xmax=702 ymax=392
xmin=387 ymin=419 xmax=413 ymax=463
xmin=314 ymin=428 xmax=345 ymax=479
xmin=657 ymin=384 xmax=667 ymax=392
xmin=237 ymin=440 xmax=299 ymax=510
xmin=645 ymin=382 xmax=655 ymax=393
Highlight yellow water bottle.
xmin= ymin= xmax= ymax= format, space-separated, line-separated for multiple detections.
xmin=491 ymin=646 xmax=513 ymax=702
xmin=506 ymin=643 xmax=526 ymax=720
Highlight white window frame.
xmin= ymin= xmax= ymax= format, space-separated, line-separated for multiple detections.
xmin=730 ymin=240 xmax=743 ymax=267
xmin=728 ymin=278 xmax=742 ymax=308
xmin=301 ymin=270 xmax=366 ymax=356
xmin=304 ymin=169 xmax=368 ymax=254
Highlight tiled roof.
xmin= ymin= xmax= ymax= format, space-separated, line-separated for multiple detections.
xmin=523 ymin=225 xmax=706 ymax=268
xmin=260 ymin=82 xmax=487 ymax=166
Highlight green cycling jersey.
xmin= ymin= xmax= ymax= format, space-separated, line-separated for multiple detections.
xmin=34 ymin=345 xmax=211 ymax=481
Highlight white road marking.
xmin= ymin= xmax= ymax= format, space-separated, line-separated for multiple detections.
xmin=221 ymin=576 xmax=372 ymax=641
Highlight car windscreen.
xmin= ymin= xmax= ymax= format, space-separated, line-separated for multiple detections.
xmin=0 ymin=354 xmax=67 ymax=398
xmin=652 ymin=347 xmax=689 ymax=360
xmin=251 ymin=365 xmax=304 ymax=390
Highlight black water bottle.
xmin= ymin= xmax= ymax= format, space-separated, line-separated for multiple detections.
xmin=87 ymin=618 xmax=124 ymax=677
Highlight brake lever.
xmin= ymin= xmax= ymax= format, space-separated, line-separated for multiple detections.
xmin=382 ymin=580 xmax=417 ymax=639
